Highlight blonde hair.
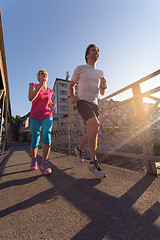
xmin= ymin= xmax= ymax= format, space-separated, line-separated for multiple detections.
xmin=37 ymin=69 xmax=48 ymax=80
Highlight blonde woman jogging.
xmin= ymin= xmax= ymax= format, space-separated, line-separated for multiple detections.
xmin=28 ymin=69 xmax=55 ymax=174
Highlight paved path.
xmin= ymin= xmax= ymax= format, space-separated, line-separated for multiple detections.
xmin=0 ymin=144 xmax=160 ymax=240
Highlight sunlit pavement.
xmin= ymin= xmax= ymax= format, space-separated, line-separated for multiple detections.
xmin=0 ymin=144 xmax=160 ymax=240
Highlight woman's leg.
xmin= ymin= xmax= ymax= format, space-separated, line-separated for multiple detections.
xmin=30 ymin=147 xmax=38 ymax=159
xmin=41 ymin=117 xmax=53 ymax=174
xmin=30 ymin=118 xmax=42 ymax=169
xmin=42 ymin=117 xmax=53 ymax=161
xmin=42 ymin=144 xmax=51 ymax=162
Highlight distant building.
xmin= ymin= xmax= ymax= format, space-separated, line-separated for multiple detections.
xmin=19 ymin=112 xmax=31 ymax=143
xmin=52 ymin=74 xmax=78 ymax=122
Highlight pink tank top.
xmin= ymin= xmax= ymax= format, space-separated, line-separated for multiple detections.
xmin=29 ymin=83 xmax=53 ymax=119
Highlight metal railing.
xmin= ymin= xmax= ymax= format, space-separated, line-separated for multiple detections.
xmin=0 ymin=12 xmax=12 ymax=156
xmin=51 ymin=69 xmax=160 ymax=176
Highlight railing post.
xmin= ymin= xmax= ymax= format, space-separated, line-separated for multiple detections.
xmin=0 ymin=92 xmax=5 ymax=150
xmin=132 ymin=84 xmax=158 ymax=175
xmin=67 ymin=118 xmax=71 ymax=155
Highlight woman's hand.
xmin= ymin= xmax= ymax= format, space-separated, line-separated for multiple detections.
xmin=50 ymin=101 xmax=56 ymax=108
xmin=39 ymin=78 xmax=47 ymax=87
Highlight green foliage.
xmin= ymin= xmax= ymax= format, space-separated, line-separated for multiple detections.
xmin=153 ymin=144 xmax=160 ymax=156
xmin=11 ymin=115 xmax=21 ymax=141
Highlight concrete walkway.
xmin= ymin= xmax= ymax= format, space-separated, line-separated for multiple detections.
xmin=0 ymin=144 xmax=160 ymax=240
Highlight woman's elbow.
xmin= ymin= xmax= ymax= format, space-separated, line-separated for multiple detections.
xmin=28 ymin=95 xmax=33 ymax=102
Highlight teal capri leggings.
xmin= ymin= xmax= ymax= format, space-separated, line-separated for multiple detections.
xmin=30 ymin=117 xmax=53 ymax=148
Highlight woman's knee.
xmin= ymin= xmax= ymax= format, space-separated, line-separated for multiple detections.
xmin=31 ymin=133 xmax=40 ymax=148
xmin=31 ymin=140 xmax=39 ymax=148
xmin=43 ymin=132 xmax=51 ymax=145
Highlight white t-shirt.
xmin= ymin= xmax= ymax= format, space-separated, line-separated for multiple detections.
xmin=71 ymin=64 xmax=104 ymax=105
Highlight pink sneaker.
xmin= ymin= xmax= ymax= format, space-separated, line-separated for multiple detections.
xmin=31 ymin=158 xmax=37 ymax=170
xmin=41 ymin=161 xmax=52 ymax=174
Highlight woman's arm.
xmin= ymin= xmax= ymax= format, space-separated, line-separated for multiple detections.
xmin=50 ymin=101 xmax=56 ymax=108
xmin=28 ymin=83 xmax=43 ymax=102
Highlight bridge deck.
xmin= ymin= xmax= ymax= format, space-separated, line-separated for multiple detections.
xmin=0 ymin=144 xmax=160 ymax=240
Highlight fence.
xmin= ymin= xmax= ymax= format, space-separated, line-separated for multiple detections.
xmin=51 ymin=69 xmax=160 ymax=176
xmin=0 ymin=12 xmax=12 ymax=158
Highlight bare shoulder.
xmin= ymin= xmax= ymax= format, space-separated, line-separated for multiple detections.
xmin=29 ymin=83 xmax=35 ymax=91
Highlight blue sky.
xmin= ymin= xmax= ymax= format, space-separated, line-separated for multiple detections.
xmin=0 ymin=0 xmax=160 ymax=117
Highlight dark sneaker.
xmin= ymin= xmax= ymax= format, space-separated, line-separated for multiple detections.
xmin=74 ymin=146 xmax=84 ymax=162
xmin=89 ymin=160 xmax=106 ymax=178
xmin=31 ymin=159 xmax=37 ymax=170
xmin=41 ymin=161 xmax=52 ymax=174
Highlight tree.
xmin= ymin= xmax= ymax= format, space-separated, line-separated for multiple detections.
xmin=11 ymin=115 xmax=21 ymax=141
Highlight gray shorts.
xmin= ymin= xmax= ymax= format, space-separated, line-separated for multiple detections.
xmin=77 ymin=100 xmax=99 ymax=124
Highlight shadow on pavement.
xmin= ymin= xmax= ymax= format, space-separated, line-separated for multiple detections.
xmin=0 ymin=145 xmax=160 ymax=240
